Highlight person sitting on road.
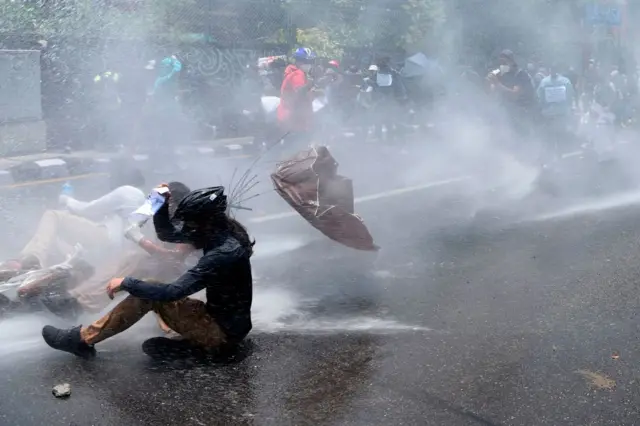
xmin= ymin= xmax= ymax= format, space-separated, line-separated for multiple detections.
xmin=42 ymin=186 xmax=255 ymax=359
xmin=0 ymin=164 xmax=147 ymax=282
xmin=1 ymin=182 xmax=197 ymax=341
xmin=40 ymin=182 xmax=196 ymax=315
xmin=9 ymin=182 xmax=195 ymax=329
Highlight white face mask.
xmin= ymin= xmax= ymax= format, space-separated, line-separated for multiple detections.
xmin=300 ymin=64 xmax=311 ymax=73
xmin=499 ymin=64 xmax=511 ymax=74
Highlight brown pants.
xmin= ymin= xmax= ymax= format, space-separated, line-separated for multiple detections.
xmin=80 ymin=296 xmax=227 ymax=349
xmin=21 ymin=210 xmax=111 ymax=268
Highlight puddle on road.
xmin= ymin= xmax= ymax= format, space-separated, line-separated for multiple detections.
xmin=252 ymin=287 xmax=431 ymax=334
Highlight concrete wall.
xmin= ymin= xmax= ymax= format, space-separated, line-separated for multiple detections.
xmin=0 ymin=120 xmax=46 ymax=156
xmin=0 ymin=50 xmax=46 ymax=155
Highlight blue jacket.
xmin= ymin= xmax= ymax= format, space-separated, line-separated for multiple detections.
xmin=149 ymin=56 xmax=182 ymax=115
xmin=537 ymin=74 xmax=574 ymax=117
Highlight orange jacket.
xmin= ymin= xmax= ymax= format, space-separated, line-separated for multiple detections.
xmin=277 ymin=64 xmax=313 ymax=131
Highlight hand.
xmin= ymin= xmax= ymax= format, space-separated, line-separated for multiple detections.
xmin=124 ymin=224 xmax=144 ymax=243
xmin=106 ymin=277 xmax=125 ymax=300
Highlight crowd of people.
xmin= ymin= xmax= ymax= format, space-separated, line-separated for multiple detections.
xmin=258 ymin=46 xmax=640 ymax=165
xmin=265 ymin=48 xmax=412 ymax=148
xmin=486 ymin=48 xmax=640 ymax=163
xmin=82 ymin=43 xmax=640 ymax=166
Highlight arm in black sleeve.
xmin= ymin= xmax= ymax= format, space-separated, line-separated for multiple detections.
xmin=120 ymin=248 xmax=234 ymax=301
xmin=153 ymin=202 xmax=188 ymax=243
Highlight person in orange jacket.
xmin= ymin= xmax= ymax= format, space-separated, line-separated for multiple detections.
xmin=277 ymin=47 xmax=316 ymax=150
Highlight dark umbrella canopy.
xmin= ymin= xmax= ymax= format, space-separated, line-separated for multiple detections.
xmin=270 ymin=146 xmax=378 ymax=251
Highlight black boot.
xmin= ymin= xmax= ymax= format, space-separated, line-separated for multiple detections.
xmin=41 ymin=325 xmax=96 ymax=359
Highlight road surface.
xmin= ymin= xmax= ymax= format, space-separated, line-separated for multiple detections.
xmin=0 ymin=143 xmax=640 ymax=425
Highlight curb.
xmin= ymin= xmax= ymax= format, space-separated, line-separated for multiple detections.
xmin=0 ymin=140 xmax=258 ymax=186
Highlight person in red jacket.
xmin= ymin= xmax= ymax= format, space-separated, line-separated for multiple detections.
xmin=277 ymin=47 xmax=316 ymax=150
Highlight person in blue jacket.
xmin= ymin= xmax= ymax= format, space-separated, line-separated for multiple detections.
xmin=536 ymin=63 xmax=575 ymax=160
xmin=150 ymin=56 xmax=182 ymax=102
xmin=144 ymin=55 xmax=185 ymax=156
xmin=42 ymin=186 xmax=255 ymax=359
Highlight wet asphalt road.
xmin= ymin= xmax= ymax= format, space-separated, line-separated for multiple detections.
xmin=1 ymin=146 xmax=640 ymax=425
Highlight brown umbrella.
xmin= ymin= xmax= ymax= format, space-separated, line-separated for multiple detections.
xmin=270 ymin=146 xmax=378 ymax=251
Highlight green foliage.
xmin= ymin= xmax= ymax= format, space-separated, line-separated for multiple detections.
xmin=296 ymin=27 xmax=344 ymax=59
xmin=0 ymin=0 xmax=589 ymax=56
xmin=289 ymin=0 xmax=448 ymax=58
xmin=402 ymin=0 xmax=446 ymax=51
xmin=0 ymin=0 xmax=41 ymax=33
xmin=0 ymin=0 xmax=212 ymax=40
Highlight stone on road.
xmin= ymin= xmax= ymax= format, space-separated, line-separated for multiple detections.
xmin=52 ymin=383 xmax=71 ymax=398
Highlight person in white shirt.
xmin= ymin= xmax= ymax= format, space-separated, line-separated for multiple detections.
xmin=65 ymin=181 xmax=196 ymax=316
xmin=3 ymin=179 xmax=197 ymax=332
xmin=0 ymin=166 xmax=147 ymax=280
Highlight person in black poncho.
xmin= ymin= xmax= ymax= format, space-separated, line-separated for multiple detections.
xmin=41 ymin=186 xmax=254 ymax=359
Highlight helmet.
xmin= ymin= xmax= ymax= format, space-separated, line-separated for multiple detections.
xmin=292 ymin=47 xmax=316 ymax=62
xmin=172 ymin=186 xmax=228 ymax=226
xmin=328 ymin=60 xmax=340 ymax=69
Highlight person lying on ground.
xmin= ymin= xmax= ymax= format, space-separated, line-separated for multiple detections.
xmin=0 ymin=166 xmax=147 ymax=281
xmin=42 ymin=186 xmax=254 ymax=358
xmin=14 ymin=182 xmax=197 ymax=324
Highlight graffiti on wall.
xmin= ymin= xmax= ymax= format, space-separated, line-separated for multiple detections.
xmin=181 ymin=45 xmax=257 ymax=86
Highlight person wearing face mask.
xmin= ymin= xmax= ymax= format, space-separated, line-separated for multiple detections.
xmin=41 ymin=186 xmax=255 ymax=359
xmin=487 ymin=49 xmax=535 ymax=139
xmin=277 ymin=47 xmax=316 ymax=151
xmin=534 ymin=67 xmax=548 ymax=89
xmin=536 ymin=63 xmax=575 ymax=161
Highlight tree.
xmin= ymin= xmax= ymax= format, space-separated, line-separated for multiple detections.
xmin=402 ymin=0 xmax=446 ymax=53
xmin=287 ymin=0 xmax=447 ymax=59
xmin=0 ymin=0 xmax=41 ymax=34
xmin=0 ymin=0 xmax=200 ymax=40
